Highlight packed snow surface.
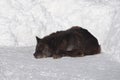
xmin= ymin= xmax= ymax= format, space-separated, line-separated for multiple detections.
xmin=0 ymin=0 xmax=120 ymax=80
xmin=0 ymin=47 xmax=120 ymax=80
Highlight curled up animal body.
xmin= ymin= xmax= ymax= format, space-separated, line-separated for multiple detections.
xmin=33 ymin=26 xmax=101 ymax=59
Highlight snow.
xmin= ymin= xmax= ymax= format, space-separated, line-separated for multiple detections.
xmin=0 ymin=47 xmax=120 ymax=80
xmin=0 ymin=0 xmax=120 ymax=80
xmin=0 ymin=0 xmax=118 ymax=47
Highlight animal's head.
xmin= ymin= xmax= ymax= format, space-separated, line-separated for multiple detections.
xmin=34 ymin=36 xmax=52 ymax=59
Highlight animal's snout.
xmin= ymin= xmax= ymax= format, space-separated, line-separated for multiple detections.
xmin=33 ymin=53 xmax=45 ymax=59
xmin=33 ymin=53 xmax=37 ymax=58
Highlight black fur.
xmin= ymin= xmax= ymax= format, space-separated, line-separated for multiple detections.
xmin=34 ymin=26 xmax=101 ymax=59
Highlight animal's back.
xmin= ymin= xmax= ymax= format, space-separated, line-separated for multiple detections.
xmin=43 ymin=29 xmax=78 ymax=50
xmin=66 ymin=26 xmax=101 ymax=55
xmin=34 ymin=26 xmax=101 ymax=59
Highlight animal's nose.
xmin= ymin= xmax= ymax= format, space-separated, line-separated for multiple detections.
xmin=33 ymin=53 xmax=42 ymax=59
xmin=33 ymin=53 xmax=37 ymax=58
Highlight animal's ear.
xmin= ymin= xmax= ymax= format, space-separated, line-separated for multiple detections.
xmin=36 ymin=36 xmax=41 ymax=43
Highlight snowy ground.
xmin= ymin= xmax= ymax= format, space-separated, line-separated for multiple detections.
xmin=0 ymin=47 xmax=120 ymax=80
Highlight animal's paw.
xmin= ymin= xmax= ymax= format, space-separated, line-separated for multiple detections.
xmin=53 ymin=54 xmax=62 ymax=59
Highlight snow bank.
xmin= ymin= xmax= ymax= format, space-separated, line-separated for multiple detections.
xmin=0 ymin=0 xmax=120 ymax=61
xmin=104 ymin=5 xmax=120 ymax=62
xmin=0 ymin=0 xmax=115 ymax=46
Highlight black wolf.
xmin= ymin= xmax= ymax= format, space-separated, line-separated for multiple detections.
xmin=34 ymin=26 xmax=101 ymax=59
